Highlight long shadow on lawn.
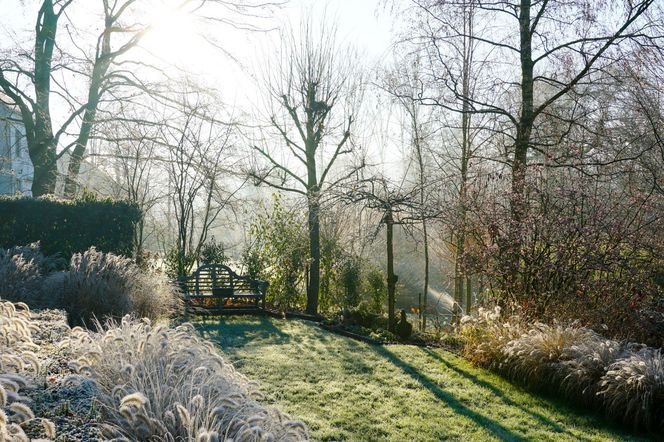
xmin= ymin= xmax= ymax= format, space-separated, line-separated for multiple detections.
xmin=197 ymin=317 xmax=378 ymax=380
xmin=421 ymin=348 xmax=593 ymax=442
xmin=195 ymin=316 xmax=292 ymax=348
xmin=371 ymin=345 xmax=528 ymax=441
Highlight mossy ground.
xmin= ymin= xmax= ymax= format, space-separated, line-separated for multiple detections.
xmin=195 ymin=316 xmax=649 ymax=442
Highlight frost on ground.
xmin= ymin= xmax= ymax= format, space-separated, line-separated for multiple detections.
xmin=1 ymin=300 xmax=308 ymax=441
xmin=1 ymin=301 xmax=100 ymax=441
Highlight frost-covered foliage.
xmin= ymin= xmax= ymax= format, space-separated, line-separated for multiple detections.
xmin=459 ymin=307 xmax=522 ymax=370
xmin=0 ymin=244 xmax=45 ymax=305
xmin=60 ymin=316 xmax=308 ymax=441
xmin=557 ymin=338 xmax=624 ymax=405
xmin=63 ymin=247 xmax=180 ymax=327
xmin=0 ymin=300 xmax=55 ymax=441
xmin=459 ymin=308 xmax=664 ymax=431
xmin=598 ymin=348 xmax=664 ymax=431
xmin=503 ymin=322 xmax=598 ymax=389
xmin=0 ymin=243 xmax=66 ymax=307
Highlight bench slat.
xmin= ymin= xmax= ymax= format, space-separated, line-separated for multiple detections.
xmin=179 ymin=263 xmax=267 ymax=312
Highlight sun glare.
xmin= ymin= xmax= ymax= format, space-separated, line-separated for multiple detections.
xmin=142 ymin=7 xmax=203 ymax=67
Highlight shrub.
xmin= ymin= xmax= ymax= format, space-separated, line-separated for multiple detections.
xmin=364 ymin=266 xmax=386 ymax=314
xmin=199 ymin=237 xmax=228 ymax=265
xmin=164 ymin=246 xmax=197 ymax=279
xmin=63 ymin=247 xmax=180 ymax=327
xmin=458 ymin=306 xmax=522 ymax=370
xmin=249 ymin=196 xmax=309 ymax=311
xmin=61 ymin=316 xmax=308 ymax=441
xmin=0 ymin=195 xmax=141 ymax=260
xmin=463 ymin=170 xmax=664 ymax=344
xmin=342 ymin=301 xmax=387 ymax=330
xmin=597 ymin=348 xmax=664 ymax=431
xmin=624 ymin=305 xmax=664 ymax=349
xmin=341 ymin=256 xmax=362 ymax=308
xmin=396 ymin=310 xmax=413 ymax=340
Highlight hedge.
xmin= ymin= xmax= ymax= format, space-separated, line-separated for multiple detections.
xmin=0 ymin=195 xmax=141 ymax=259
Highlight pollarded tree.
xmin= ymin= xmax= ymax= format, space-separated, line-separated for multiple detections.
xmin=250 ymin=17 xmax=363 ymax=315
xmin=342 ymin=175 xmax=434 ymax=332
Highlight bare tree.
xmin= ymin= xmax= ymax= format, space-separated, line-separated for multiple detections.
xmin=342 ymin=175 xmax=434 ymax=332
xmin=100 ymin=108 xmax=166 ymax=261
xmin=163 ymin=97 xmax=238 ymax=278
xmin=0 ymin=0 xmax=276 ymax=197
xmin=0 ymin=0 xmax=158 ymax=195
xmin=404 ymin=0 xmax=660 ymax=224
xmin=250 ymin=18 xmax=363 ymax=315
xmin=382 ymin=58 xmax=438 ymax=330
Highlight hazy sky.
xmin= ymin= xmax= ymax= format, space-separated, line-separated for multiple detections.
xmin=0 ymin=0 xmax=394 ymax=90
xmin=1 ymin=0 xmax=406 ymax=174
xmin=141 ymin=0 xmax=396 ymax=104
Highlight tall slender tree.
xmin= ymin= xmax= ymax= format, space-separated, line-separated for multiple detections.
xmin=250 ymin=18 xmax=362 ymax=315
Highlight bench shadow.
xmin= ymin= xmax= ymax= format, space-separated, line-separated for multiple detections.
xmin=195 ymin=316 xmax=376 ymax=375
xmin=195 ymin=315 xmax=292 ymax=348
xmin=420 ymin=348 xmax=593 ymax=442
xmin=371 ymin=345 xmax=528 ymax=441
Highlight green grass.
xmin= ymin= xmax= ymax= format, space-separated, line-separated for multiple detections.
xmin=195 ymin=316 xmax=648 ymax=442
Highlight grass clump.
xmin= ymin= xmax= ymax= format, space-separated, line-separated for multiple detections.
xmin=458 ymin=306 xmax=522 ymax=370
xmin=61 ymin=316 xmax=308 ymax=441
xmin=597 ymin=347 xmax=664 ymax=431
xmin=557 ymin=337 xmax=624 ymax=405
xmin=0 ymin=243 xmax=64 ymax=306
xmin=459 ymin=307 xmax=664 ymax=434
xmin=62 ymin=247 xmax=180 ymax=327
xmin=0 ymin=300 xmax=56 ymax=441
xmin=503 ymin=321 xmax=598 ymax=389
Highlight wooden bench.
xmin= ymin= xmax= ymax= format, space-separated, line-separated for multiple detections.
xmin=178 ymin=264 xmax=268 ymax=312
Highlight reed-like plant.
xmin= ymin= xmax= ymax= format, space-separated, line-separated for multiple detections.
xmin=502 ymin=321 xmax=598 ymax=390
xmin=459 ymin=307 xmax=522 ymax=370
xmin=61 ymin=316 xmax=308 ymax=441
xmin=63 ymin=247 xmax=180 ymax=327
xmin=0 ymin=300 xmax=55 ymax=441
xmin=597 ymin=347 xmax=664 ymax=431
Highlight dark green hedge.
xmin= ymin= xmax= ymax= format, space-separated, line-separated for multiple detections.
xmin=0 ymin=195 xmax=141 ymax=259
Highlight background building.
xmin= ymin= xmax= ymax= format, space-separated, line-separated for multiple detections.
xmin=0 ymin=100 xmax=33 ymax=195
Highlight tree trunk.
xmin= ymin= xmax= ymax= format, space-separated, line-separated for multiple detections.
xmin=453 ymin=1 xmax=474 ymax=322
xmin=30 ymin=139 xmax=57 ymax=195
xmin=512 ymin=0 xmax=534 ymax=223
xmin=64 ymin=106 xmax=97 ymax=197
xmin=465 ymin=275 xmax=472 ymax=314
xmin=30 ymin=1 xmax=59 ymax=196
xmin=422 ymin=219 xmax=429 ymax=331
xmin=64 ymin=16 xmax=112 ymax=197
xmin=453 ymin=248 xmax=464 ymax=324
xmin=386 ymin=209 xmax=397 ymax=332
xmin=306 ymin=197 xmax=320 ymax=315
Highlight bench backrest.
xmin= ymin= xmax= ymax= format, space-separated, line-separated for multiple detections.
xmin=180 ymin=263 xmax=263 ymax=295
